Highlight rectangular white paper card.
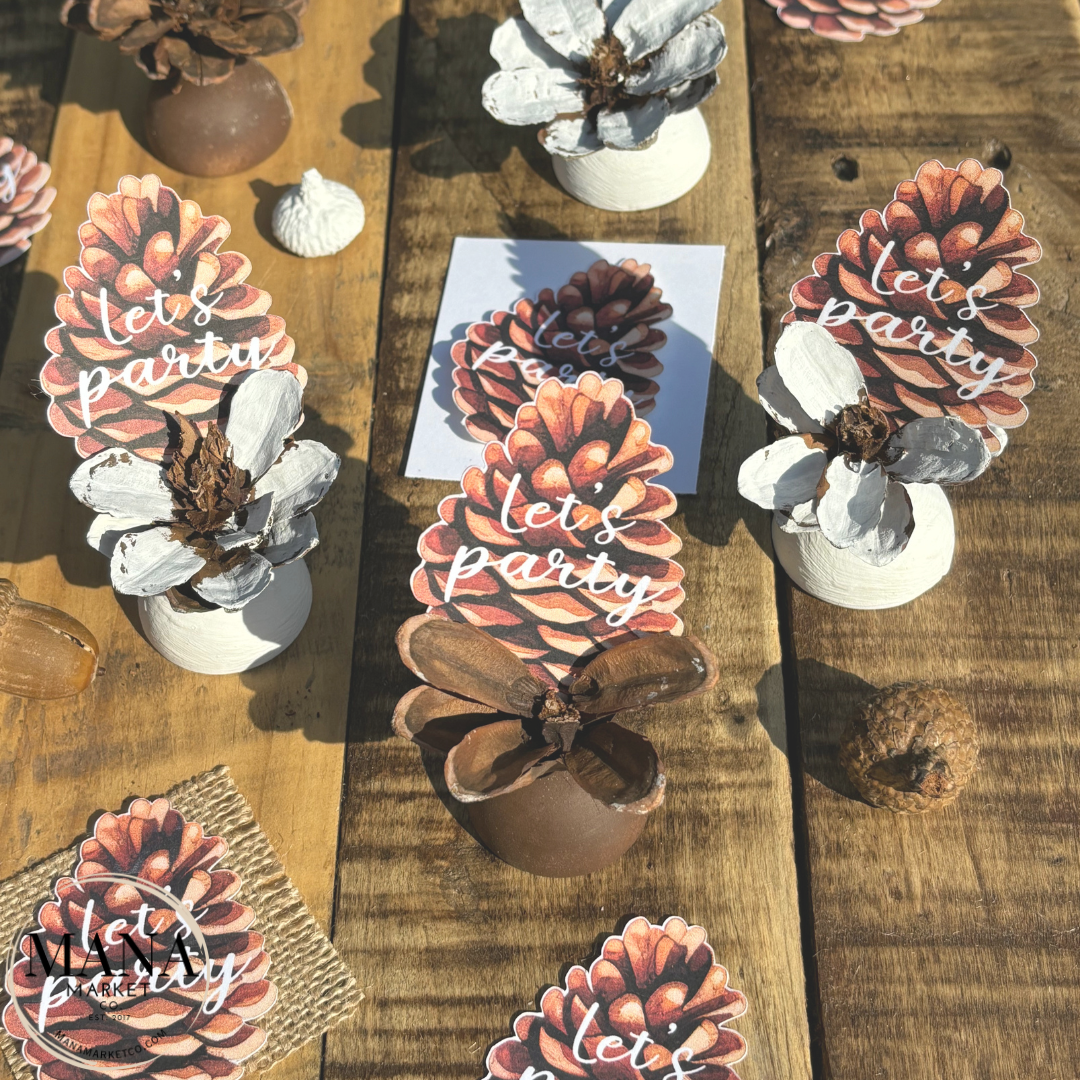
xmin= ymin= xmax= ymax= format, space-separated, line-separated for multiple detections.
xmin=404 ymin=238 xmax=726 ymax=494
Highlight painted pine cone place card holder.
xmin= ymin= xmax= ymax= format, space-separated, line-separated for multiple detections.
xmin=738 ymin=158 xmax=1043 ymax=609
xmin=482 ymin=0 xmax=728 ymax=211
xmin=43 ymin=174 xmax=340 ymax=674
xmin=60 ymin=1 xmax=309 ymax=176
xmin=0 ymin=767 xmax=360 ymax=1080
xmin=397 ymin=371 xmax=721 ymax=877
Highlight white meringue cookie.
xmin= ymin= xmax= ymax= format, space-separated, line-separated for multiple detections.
xmin=272 ymin=168 xmax=365 ymax=258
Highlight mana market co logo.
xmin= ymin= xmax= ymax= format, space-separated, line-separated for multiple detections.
xmin=4 ymin=873 xmax=231 ymax=1074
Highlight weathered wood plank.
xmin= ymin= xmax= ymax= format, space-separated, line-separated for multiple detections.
xmin=325 ymin=2 xmax=810 ymax=1077
xmin=0 ymin=2 xmax=403 ymax=1077
xmin=747 ymin=0 xmax=1080 ymax=1076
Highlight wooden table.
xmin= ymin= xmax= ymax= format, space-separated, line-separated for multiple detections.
xmin=1 ymin=1 xmax=1076 ymax=1077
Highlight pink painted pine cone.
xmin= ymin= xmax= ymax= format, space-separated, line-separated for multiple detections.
xmin=0 ymin=138 xmax=56 ymax=268
xmin=764 ymin=0 xmax=940 ymax=41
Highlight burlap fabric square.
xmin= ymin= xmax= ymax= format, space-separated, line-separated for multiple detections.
xmin=0 ymin=765 xmax=361 ymax=1079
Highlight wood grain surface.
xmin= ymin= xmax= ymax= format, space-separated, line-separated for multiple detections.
xmin=0 ymin=2 xmax=402 ymax=1078
xmin=1 ymin=0 xmax=1079 ymax=1078
xmin=323 ymin=2 xmax=810 ymax=1078
xmin=747 ymin=0 xmax=1080 ymax=1077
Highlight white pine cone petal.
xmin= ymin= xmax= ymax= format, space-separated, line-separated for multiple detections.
xmin=626 ymin=14 xmax=726 ymax=95
xmin=756 ymin=363 xmax=823 ymax=433
xmin=69 ymin=447 xmax=176 ymax=519
xmin=263 ymin=511 xmax=318 ymax=564
xmin=540 ymin=115 xmax=603 ymax=157
xmin=192 ymin=552 xmax=273 ymax=609
xmin=86 ymin=513 xmax=153 ymax=556
xmin=847 ymin=481 xmax=914 ymax=566
xmin=612 ymin=0 xmax=718 ymax=61
xmin=111 ymin=526 xmax=206 ymax=595
xmin=482 ymin=68 xmax=586 ymax=126
xmin=490 ymin=15 xmax=569 ymax=70
xmin=519 ymin=0 xmax=607 ymax=63
xmin=815 ymin=456 xmax=888 ymax=548
xmin=737 ymin=435 xmax=827 ymax=511
xmin=255 ymin=439 xmax=340 ymax=519
xmin=884 ymin=416 xmax=991 ymax=484
xmin=596 ymin=95 xmax=670 ymax=149
xmin=774 ymin=322 xmax=866 ymax=427
xmin=223 ymin=369 xmax=303 ymax=478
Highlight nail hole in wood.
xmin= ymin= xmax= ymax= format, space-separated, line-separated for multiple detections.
xmin=832 ymin=155 xmax=859 ymax=182
xmin=984 ymin=138 xmax=1012 ymax=171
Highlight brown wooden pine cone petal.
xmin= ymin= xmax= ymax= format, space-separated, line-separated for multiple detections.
xmin=445 ymin=719 xmax=560 ymax=802
xmin=785 ymin=159 xmax=1040 ymax=452
xmin=396 ymin=613 xmax=546 ymax=715
xmin=391 ymin=684 xmax=498 ymax=753
xmin=565 ymin=721 xmax=665 ymax=813
xmin=569 ymin=632 xmax=719 ymax=716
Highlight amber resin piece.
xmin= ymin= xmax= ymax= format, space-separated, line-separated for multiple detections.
xmin=0 ymin=579 xmax=98 ymax=699
xmin=393 ymin=614 xmax=719 ymax=876
xmin=840 ymin=681 xmax=979 ymax=813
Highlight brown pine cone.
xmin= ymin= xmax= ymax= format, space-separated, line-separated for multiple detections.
xmin=0 ymin=138 xmax=56 ymax=268
xmin=60 ymin=0 xmax=309 ymax=86
xmin=39 ymin=173 xmax=303 ymax=462
xmin=840 ymin=682 xmax=979 ymax=813
xmin=484 ymin=916 xmax=747 ymax=1080
xmin=413 ymin=373 xmax=685 ymax=685
xmin=3 ymin=798 xmax=275 ymax=1080
xmin=785 ymin=159 xmax=1041 ymax=453
xmin=764 ymin=0 xmax=940 ymax=40
xmin=452 ymin=258 xmax=670 ymax=444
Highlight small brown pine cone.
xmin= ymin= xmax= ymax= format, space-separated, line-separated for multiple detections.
xmin=39 ymin=173 xmax=303 ymax=461
xmin=452 ymin=258 xmax=670 ymax=444
xmin=764 ymin=0 xmax=940 ymax=40
xmin=413 ymin=373 xmax=685 ymax=685
xmin=840 ymin=682 xmax=979 ymax=813
xmin=0 ymin=138 xmax=56 ymax=268
xmin=785 ymin=159 xmax=1041 ymax=453
xmin=484 ymin=916 xmax=747 ymax=1080
xmin=60 ymin=0 xmax=309 ymax=86
xmin=2 ymin=798 xmax=275 ymax=1080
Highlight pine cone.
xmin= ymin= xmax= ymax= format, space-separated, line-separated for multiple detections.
xmin=452 ymin=258 xmax=670 ymax=444
xmin=764 ymin=0 xmax=940 ymax=40
xmin=0 ymin=138 xmax=56 ymax=269
xmin=484 ymin=916 xmax=747 ymax=1080
xmin=60 ymin=0 xmax=309 ymax=86
xmin=785 ymin=159 xmax=1041 ymax=453
xmin=412 ymin=373 xmax=685 ymax=685
xmin=840 ymin=682 xmax=979 ymax=813
xmin=40 ymin=173 xmax=304 ymax=462
xmin=2 ymin=798 xmax=275 ymax=1080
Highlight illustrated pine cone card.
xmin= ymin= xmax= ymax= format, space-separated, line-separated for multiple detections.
xmin=60 ymin=0 xmax=309 ymax=85
xmin=40 ymin=174 xmax=304 ymax=461
xmin=452 ymin=257 xmax=672 ymax=444
xmin=412 ymin=372 xmax=686 ymax=685
xmin=0 ymin=138 xmax=56 ymax=269
xmin=484 ymin=916 xmax=747 ymax=1080
xmin=482 ymin=0 xmax=727 ymax=156
xmin=764 ymin=0 xmax=940 ymax=41
xmin=784 ymin=159 xmax=1042 ymax=454
xmin=3 ymin=797 xmax=276 ymax=1080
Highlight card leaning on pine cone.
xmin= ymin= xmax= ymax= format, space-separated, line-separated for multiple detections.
xmin=0 ymin=766 xmax=361 ymax=1080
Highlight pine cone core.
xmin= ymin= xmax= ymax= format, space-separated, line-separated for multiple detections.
xmin=580 ymin=36 xmax=645 ymax=111
xmin=833 ymin=400 xmax=892 ymax=463
xmin=167 ymin=416 xmax=252 ymax=535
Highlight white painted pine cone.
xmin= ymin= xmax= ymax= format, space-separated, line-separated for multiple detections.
xmin=772 ymin=482 xmax=955 ymax=610
xmin=272 ymin=168 xmax=365 ymax=258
